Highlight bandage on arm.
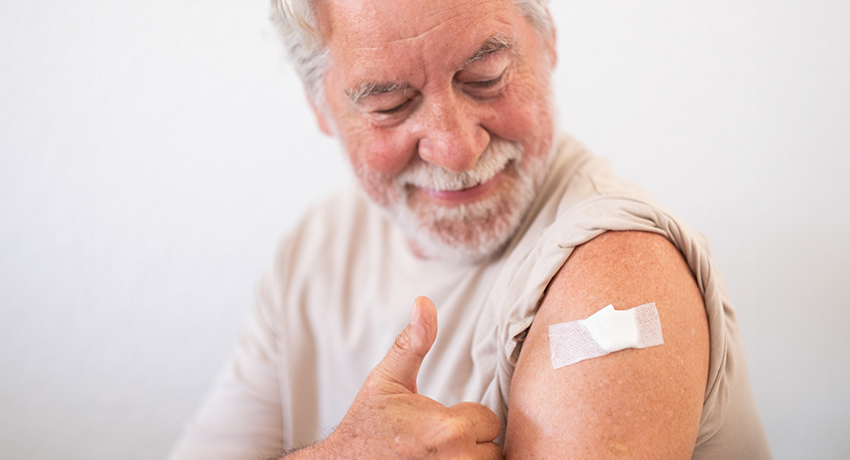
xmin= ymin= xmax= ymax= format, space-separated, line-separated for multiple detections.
xmin=549 ymin=303 xmax=664 ymax=369
xmin=504 ymin=231 xmax=709 ymax=460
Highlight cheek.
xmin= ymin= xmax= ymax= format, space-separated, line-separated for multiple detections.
xmin=487 ymin=100 xmax=536 ymax=141
xmin=484 ymin=78 xmax=551 ymax=145
xmin=342 ymin=127 xmax=417 ymax=177
xmin=338 ymin=125 xmax=419 ymax=207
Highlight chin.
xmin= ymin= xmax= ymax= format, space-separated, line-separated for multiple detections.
xmin=391 ymin=142 xmax=552 ymax=264
xmin=396 ymin=180 xmax=534 ymax=264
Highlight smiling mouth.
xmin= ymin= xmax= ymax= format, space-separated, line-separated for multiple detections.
xmin=415 ymin=172 xmax=502 ymax=205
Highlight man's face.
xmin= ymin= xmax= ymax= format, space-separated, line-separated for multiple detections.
xmin=315 ymin=0 xmax=556 ymax=262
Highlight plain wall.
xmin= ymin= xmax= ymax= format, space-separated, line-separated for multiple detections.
xmin=1 ymin=1 xmax=848 ymax=459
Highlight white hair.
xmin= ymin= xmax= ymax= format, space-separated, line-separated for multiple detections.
xmin=270 ymin=0 xmax=553 ymax=106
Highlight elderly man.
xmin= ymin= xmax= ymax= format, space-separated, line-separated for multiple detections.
xmin=170 ymin=0 xmax=771 ymax=459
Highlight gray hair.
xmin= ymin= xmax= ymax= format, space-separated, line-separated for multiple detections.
xmin=270 ymin=0 xmax=553 ymax=107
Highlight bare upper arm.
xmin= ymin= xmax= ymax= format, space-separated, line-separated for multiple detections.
xmin=504 ymin=231 xmax=709 ymax=459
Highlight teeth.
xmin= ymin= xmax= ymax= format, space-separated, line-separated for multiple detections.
xmin=395 ymin=139 xmax=522 ymax=193
xmin=460 ymin=180 xmax=482 ymax=191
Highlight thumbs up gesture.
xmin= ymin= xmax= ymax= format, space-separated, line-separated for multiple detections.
xmin=289 ymin=297 xmax=503 ymax=459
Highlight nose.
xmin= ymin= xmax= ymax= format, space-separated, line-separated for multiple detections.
xmin=415 ymin=92 xmax=490 ymax=173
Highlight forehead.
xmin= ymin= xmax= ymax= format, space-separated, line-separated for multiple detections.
xmin=318 ymin=0 xmax=521 ymax=78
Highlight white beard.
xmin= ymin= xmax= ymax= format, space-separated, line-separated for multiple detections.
xmin=380 ymin=138 xmax=549 ymax=264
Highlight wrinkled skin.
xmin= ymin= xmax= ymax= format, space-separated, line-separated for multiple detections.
xmin=311 ymin=0 xmax=557 ymax=261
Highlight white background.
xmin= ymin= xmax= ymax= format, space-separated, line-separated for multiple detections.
xmin=2 ymin=1 xmax=849 ymax=459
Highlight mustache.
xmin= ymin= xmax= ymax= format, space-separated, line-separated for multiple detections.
xmin=394 ymin=140 xmax=522 ymax=192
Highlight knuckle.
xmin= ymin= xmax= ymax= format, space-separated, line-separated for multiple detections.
xmin=393 ymin=434 xmax=436 ymax=459
xmin=393 ymin=328 xmax=412 ymax=352
xmin=430 ymin=412 xmax=466 ymax=444
xmin=483 ymin=406 xmax=500 ymax=427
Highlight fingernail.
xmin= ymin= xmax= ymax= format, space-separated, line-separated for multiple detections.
xmin=410 ymin=299 xmax=419 ymax=325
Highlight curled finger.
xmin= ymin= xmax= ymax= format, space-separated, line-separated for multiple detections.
xmin=475 ymin=441 xmax=504 ymax=460
xmin=449 ymin=401 xmax=501 ymax=444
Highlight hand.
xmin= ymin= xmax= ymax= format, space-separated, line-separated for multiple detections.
xmin=307 ymin=296 xmax=503 ymax=459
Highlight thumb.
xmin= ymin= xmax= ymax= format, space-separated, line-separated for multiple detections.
xmin=371 ymin=296 xmax=438 ymax=395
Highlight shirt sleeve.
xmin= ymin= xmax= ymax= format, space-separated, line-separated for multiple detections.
xmin=168 ymin=273 xmax=284 ymax=460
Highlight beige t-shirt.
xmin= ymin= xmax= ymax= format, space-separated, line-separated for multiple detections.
xmin=169 ymin=134 xmax=772 ymax=460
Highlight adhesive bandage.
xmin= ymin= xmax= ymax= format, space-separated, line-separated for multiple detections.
xmin=548 ymin=303 xmax=664 ymax=369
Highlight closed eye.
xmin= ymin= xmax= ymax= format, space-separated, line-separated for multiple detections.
xmin=466 ymin=74 xmax=504 ymax=89
xmin=374 ymin=98 xmax=413 ymax=115
xmin=459 ymin=69 xmax=508 ymax=99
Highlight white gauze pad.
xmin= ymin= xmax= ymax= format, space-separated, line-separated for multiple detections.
xmin=548 ymin=303 xmax=664 ymax=369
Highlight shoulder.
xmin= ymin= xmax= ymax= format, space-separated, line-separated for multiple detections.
xmin=544 ymin=230 xmax=701 ymax=321
xmin=504 ymin=230 xmax=710 ymax=459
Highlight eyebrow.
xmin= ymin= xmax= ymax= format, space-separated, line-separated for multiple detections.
xmin=346 ymin=33 xmax=515 ymax=104
xmin=460 ymin=33 xmax=515 ymax=69
xmin=347 ymin=82 xmax=409 ymax=104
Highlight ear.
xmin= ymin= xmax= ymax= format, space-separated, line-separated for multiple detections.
xmin=308 ymin=96 xmax=334 ymax=136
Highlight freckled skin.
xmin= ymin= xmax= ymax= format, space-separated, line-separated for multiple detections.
xmin=607 ymin=439 xmax=630 ymax=456
xmin=505 ymin=231 xmax=710 ymax=459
